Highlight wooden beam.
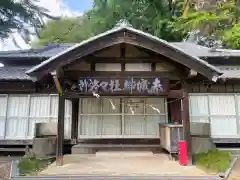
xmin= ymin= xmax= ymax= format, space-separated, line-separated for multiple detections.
xmin=0 ymin=81 xmax=36 ymax=93
xmin=120 ymin=43 xmax=126 ymax=58
xmin=125 ymin=34 xmax=217 ymax=80
xmin=64 ymin=71 xmax=182 ymax=80
xmin=86 ymin=57 xmax=162 ymax=63
xmin=52 ymin=76 xmax=63 ymax=95
xmin=29 ymin=29 xmax=220 ymax=80
xmin=51 ymin=71 xmax=63 ymax=95
xmin=56 ymin=67 xmax=64 ymax=78
xmin=168 ymin=89 xmax=183 ymax=98
xmin=63 ymin=57 xmax=166 ymax=70
xmin=71 ymin=98 xmax=79 ymax=142
xmin=91 ymin=63 xmax=95 ymax=71
xmin=56 ymin=95 xmax=65 ymax=166
xmin=181 ymin=85 xmax=192 ymax=165
xmin=52 ymin=69 xmax=66 ymax=166
xmin=188 ymin=69 xmax=198 ymax=77
xmin=64 ymin=92 xmax=169 ymax=98
xmin=30 ymin=33 xmax=126 ymax=78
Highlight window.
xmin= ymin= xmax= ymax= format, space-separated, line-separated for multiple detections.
xmin=95 ymin=63 xmax=121 ymax=71
xmin=0 ymin=94 xmax=72 ymax=140
xmin=78 ymin=97 xmax=168 ymax=138
xmin=189 ymin=94 xmax=239 ymax=138
xmin=125 ymin=63 xmax=152 ymax=71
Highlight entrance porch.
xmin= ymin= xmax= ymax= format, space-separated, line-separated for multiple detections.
xmin=39 ymin=153 xmax=208 ymax=176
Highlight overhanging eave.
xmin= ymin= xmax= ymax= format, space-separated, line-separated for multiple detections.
xmin=26 ymin=23 xmax=222 ymax=81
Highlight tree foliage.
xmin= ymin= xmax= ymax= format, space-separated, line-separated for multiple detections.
xmin=33 ymin=0 xmax=240 ymax=49
xmin=34 ymin=17 xmax=92 ymax=46
xmin=0 ymin=0 xmax=57 ymax=44
xmin=35 ymin=0 xmax=185 ymax=46
xmin=176 ymin=0 xmax=240 ymax=48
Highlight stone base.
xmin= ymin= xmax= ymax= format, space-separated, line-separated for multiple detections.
xmin=33 ymin=137 xmax=57 ymax=157
xmin=192 ymin=136 xmax=216 ymax=154
xmin=71 ymin=145 xmax=96 ymax=154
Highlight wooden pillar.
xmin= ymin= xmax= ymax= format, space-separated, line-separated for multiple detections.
xmin=181 ymin=90 xmax=192 ymax=165
xmin=169 ymin=98 xmax=181 ymax=124
xmin=71 ymin=98 xmax=79 ymax=142
xmin=169 ymin=88 xmax=192 ymax=164
xmin=56 ymin=94 xmax=65 ymax=166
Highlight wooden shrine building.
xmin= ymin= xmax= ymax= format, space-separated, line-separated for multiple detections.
xmin=0 ymin=20 xmax=240 ymax=165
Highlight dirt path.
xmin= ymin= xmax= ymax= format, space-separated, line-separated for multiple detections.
xmin=228 ymin=159 xmax=240 ymax=180
xmin=0 ymin=156 xmax=20 ymax=180
xmin=0 ymin=163 xmax=11 ymax=180
xmin=0 ymin=157 xmax=12 ymax=180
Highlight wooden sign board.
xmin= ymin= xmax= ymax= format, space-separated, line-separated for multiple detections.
xmin=78 ymin=77 xmax=169 ymax=95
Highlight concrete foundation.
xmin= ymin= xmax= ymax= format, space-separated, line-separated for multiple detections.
xmin=33 ymin=137 xmax=57 ymax=157
xmin=190 ymin=122 xmax=216 ymax=154
xmin=72 ymin=145 xmax=96 ymax=154
xmin=190 ymin=122 xmax=210 ymax=136
xmin=96 ymin=151 xmax=154 ymax=157
xmin=191 ymin=137 xmax=216 ymax=154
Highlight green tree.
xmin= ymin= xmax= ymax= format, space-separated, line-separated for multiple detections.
xmin=34 ymin=0 xmax=185 ymax=46
xmin=0 ymin=0 xmax=57 ymax=44
xmin=222 ymin=24 xmax=240 ymax=48
xmin=33 ymin=17 xmax=92 ymax=46
xmin=176 ymin=0 xmax=240 ymax=48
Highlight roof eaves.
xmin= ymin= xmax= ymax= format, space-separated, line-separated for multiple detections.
xmin=125 ymin=26 xmax=222 ymax=77
xmin=0 ymin=44 xmax=73 ymax=59
xmin=26 ymin=23 xmax=223 ymax=80
xmin=26 ymin=26 xmax=125 ymax=75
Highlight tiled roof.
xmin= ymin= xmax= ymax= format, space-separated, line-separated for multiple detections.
xmin=0 ymin=65 xmax=239 ymax=81
xmin=0 ymin=43 xmax=74 ymax=58
xmin=0 ymin=42 xmax=240 ymax=60
xmin=217 ymin=66 xmax=240 ymax=79
xmin=26 ymin=20 xmax=222 ymax=79
xmin=0 ymin=66 xmax=32 ymax=80
xmin=171 ymin=42 xmax=240 ymax=58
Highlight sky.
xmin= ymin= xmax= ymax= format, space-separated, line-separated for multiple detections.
xmin=0 ymin=0 xmax=94 ymax=51
xmin=66 ymin=0 xmax=94 ymax=13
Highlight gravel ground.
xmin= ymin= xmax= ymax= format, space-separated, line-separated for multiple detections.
xmin=40 ymin=154 xmax=209 ymax=176
xmin=0 ymin=156 xmax=20 ymax=180
xmin=0 ymin=163 xmax=11 ymax=180
xmin=0 ymin=155 xmax=238 ymax=180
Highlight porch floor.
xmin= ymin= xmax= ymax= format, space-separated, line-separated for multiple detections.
xmin=40 ymin=152 xmax=212 ymax=176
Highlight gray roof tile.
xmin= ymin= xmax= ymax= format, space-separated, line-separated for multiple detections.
xmin=217 ymin=66 xmax=240 ymax=79
xmin=0 ymin=44 xmax=74 ymax=58
xmin=0 ymin=42 xmax=239 ymax=60
xmin=0 ymin=65 xmax=239 ymax=81
xmin=171 ymin=42 xmax=240 ymax=57
xmin=26 ymin=22 xmax=222 ymax=78
xmin=0 ymin=66 xmax=32 ymax=80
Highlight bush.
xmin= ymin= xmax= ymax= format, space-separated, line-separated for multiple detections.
xmin=18 ymin=154 xmax=52 ymax=176
xmin=193 ymin=149 xmax=232 ymax=173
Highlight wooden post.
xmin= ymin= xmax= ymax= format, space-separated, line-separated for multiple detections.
xmin=51 ymin=69 xmax=65 ymax=166
xmin=181 ymin=90 xmax=192 ymax=165
xmin=71 ymin=98 xmax=79 ymax=143
xmin=56 ymin=94 xmax=65 ymax=166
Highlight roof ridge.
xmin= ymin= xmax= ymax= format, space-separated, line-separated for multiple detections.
xmin=36 ymin=43 xmax=61 ymax=54
xmin=209 ymin=48 xmax=240 ymax=53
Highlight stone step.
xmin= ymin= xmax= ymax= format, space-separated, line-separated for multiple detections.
xmin=96 ymin=151 xmax=154 ymax=157
xmin=71 ymin=144 xmax=162 ymax=154
xmin=73 ymin=144 xmax=161 ymax=148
